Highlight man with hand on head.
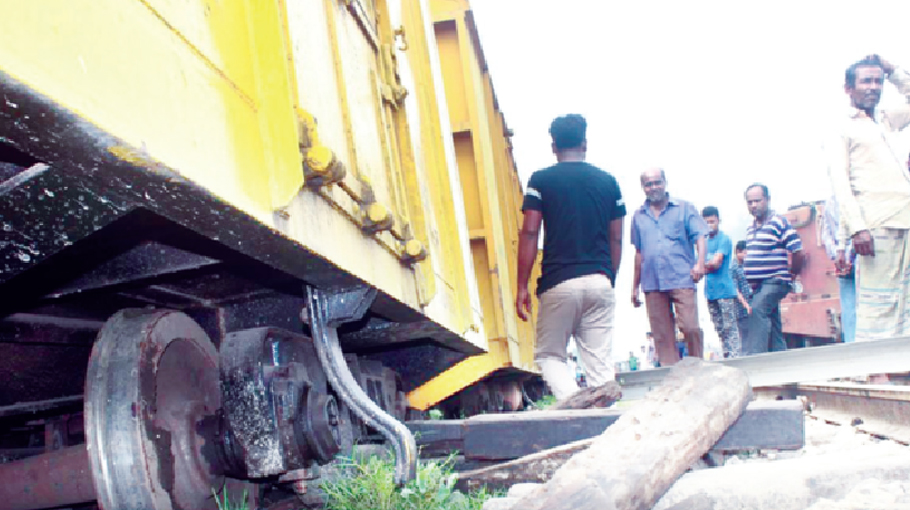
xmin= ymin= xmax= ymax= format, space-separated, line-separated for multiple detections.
xmin=630 ymin=168 xmax=708 ymax=366
xmin=827 ymin=54 xmax=910 ymax=343
xmin=515 ymin=114 xmax=626 ymax=400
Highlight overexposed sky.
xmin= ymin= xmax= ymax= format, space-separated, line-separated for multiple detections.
xmin=471 ymin=0 xmax=910 ymax=358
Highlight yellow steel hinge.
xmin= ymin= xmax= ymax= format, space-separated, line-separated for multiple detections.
xmin=380 ymin=44 xmax=408 ymax=107
xmin=393 ymin=26 xmax=409 ymax=52
xmin=296 ymin=109 xmax=347 ymax=188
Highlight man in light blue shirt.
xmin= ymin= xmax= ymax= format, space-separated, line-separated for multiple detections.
xmin=822 ymin=195 xmax=856 ymax=343
xmin=631 ymin=169 xmax=708 ymax=366
xmin=702 ymin=206 xmax=741 ymax=358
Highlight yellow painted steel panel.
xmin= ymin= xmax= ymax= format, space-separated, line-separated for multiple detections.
xmin=244 ymin=0 xmax=306 ymax=209
xmin=453 ymin=133 xmax=485 ymax=232
xmin=400 ymin=0 xmax=479 ymax=338
xmin=0 ymin=0 xmax=275 ymax=217
xmin=144 ymin=0 xmax=257 ymax=99
xmin=407 ymin=337 xmax=511 ymax=410
xmin=335 ymin=6 xmax=394 ymax=209
xmin=433 ymin=22 xmax=470 ymax=130
xmin=409 ymin=0 xmax=544 ymax=406
xmin=281 ymin=190 xmax=421 ymax=308
xmin=452 ymin=13 xmax=514 ymax=359
xmin=470 ymin=240 xmax=500 ymax=340
xmin=285 ymin=0 xmax=352 ymax=176
xmin=0 ymin=0 xmax=537 ymax=408
xmin=429 ymin=0 xmax=468 ymax=22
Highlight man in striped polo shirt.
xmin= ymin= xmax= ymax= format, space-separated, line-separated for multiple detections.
xmin=742 ymin=184 xmax=805 ymax=355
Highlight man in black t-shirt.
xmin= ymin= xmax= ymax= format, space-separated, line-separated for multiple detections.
xmin=516 ymin=114 xmax=626 ymax=400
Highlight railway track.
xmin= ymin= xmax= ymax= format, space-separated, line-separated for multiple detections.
xmin=616 ymin=336 xmax=910 ymax=399
xmin=758 ymin=381 xmax=910 ymax=445
xmin=3 ymin=338 xmax=909 ymax=510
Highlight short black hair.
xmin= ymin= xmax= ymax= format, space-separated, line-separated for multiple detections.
xmin=735 ymin=240 xmax=747 ymax=252
xmin=549 ymin=114 xmax=587 ymax=150
xmin=745 ymin=183 xmax=769 ymax=199
xmin=845 ymin=56 xmax=884 ymax=88
xmin=702 ymin=206 xmax=720 ymax=218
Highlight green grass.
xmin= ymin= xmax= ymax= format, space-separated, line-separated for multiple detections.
xmin=534 ymin=394 xmax=557 ymax=409
xmin=212 ymin=487 xmax=249 ymax=510
xmin=320 ymin=453 xmax=496 ymax=510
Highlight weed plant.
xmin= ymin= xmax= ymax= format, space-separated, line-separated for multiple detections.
xmin=534 ymin=394 xmax=557 ymax=409
xmin=321 ymin=454 xmax=495 ymax=510
xmin=212 ymin=487 xmax=249 ymax=510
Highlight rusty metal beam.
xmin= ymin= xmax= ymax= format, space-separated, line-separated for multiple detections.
xmin=0 ymin=444 xmax=95 ymax=510
xmin=0 ymin=395 xmax=82 ymax=418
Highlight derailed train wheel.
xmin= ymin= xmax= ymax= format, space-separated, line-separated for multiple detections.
xmin=85 ymin=309 xmax=256 ymax=510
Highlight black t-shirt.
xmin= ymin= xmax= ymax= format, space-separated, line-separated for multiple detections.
xmin=521 ymin=161 xmax=626 ymax=296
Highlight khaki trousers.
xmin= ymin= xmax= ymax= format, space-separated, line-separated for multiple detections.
xmin=536 ymin=274 xmax=616 ymax=399
xmin=645 ymin=288 xmax=703 ymax=366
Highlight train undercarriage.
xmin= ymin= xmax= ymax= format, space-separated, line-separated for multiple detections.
xmin=0 ymin=75 xmax=541 ymax=509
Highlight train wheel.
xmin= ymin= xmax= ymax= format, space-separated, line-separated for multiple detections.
xmin=85 ymin=309 xmax=254 ymax=510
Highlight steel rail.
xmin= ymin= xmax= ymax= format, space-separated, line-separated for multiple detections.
xmin=617 ymin=337 xmax=910 ymax=400
xmin=759 ymin=381 xmax=910 ymax=444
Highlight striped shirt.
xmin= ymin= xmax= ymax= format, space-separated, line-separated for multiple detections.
xmin=744 ymin=211 xmax=802 ymax=283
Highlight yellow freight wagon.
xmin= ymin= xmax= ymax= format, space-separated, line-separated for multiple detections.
xmin=0 ymin=0 xmax=541 ymax=508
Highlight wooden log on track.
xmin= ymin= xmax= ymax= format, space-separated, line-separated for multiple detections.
xmin=549 ymin=381 xmax=623 ymax=411
xmin=499 ymin=358 xmax=752 ymax=510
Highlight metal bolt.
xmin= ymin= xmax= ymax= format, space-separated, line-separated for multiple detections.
xmin=327 ymin=399 xmax=339 ymax=427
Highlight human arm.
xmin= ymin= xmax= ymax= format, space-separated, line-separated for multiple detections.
xmin=821 ymin=197 xmax=841 ymax=261
xmin=705 ymin=236 xmax=731 ymax=273
xmin=824 ymin=136 xmax=872 ymax=256
xmin=631 ymin=250 xmax=643 ymax=308
xmin=609 ymin=218 xmax=623 ymax=276
xmin=732 ymin=263 xmax=752 ymax=300
xmin=516 ymin=210 xmax=542 ymax=321
xmin=834 ymin=249 xmax=854 ymax=277
xmin=870 ymin=55 xmax=910 ymax=131
xmin=686 ymin=203 xmax=708 ymax=282
xmin=705 ymin=252 xmax=724 ymax=273
xmin=780 ymin=216 xmax=806 ymax=277
xmin=790 ymin=250 xmax=806 ymax=277
xmin=691 ymin=236 xmax=707 ymax=282
xmin=737 ymin=290 xmax=752 ymax=315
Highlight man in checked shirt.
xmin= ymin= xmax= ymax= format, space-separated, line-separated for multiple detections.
xmin=732 ymin=240 xmax=753 ymax=342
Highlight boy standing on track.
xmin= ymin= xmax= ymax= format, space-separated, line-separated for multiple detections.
xmin=702 ymin=206 xmax=742 ymax=358
xmin=515 ymin=114 xmax=626 ymax=400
